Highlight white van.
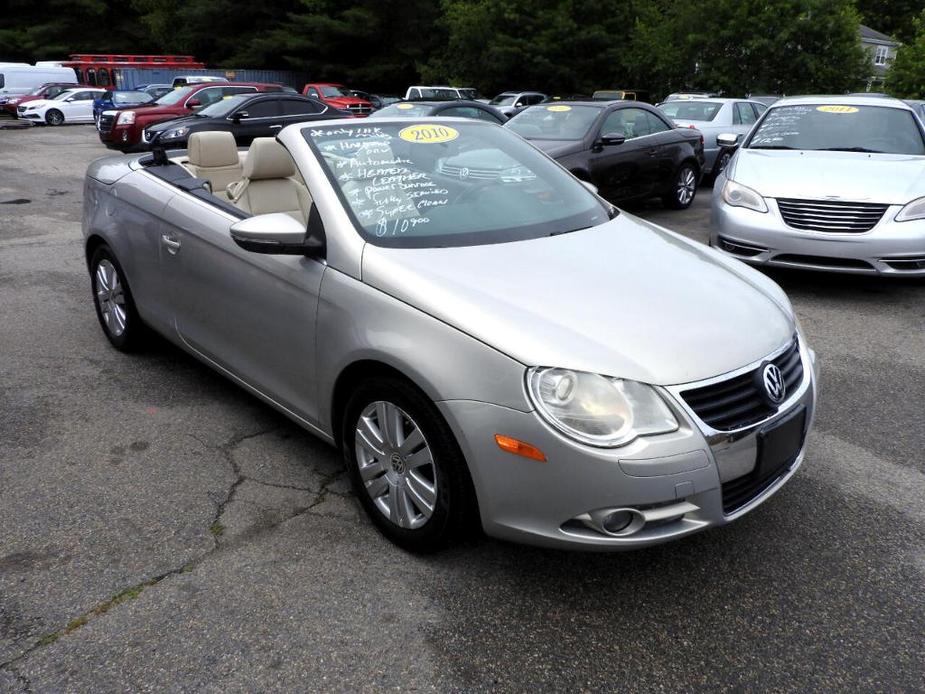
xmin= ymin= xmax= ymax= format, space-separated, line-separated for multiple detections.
xmin=0 ymin=66 xmax=77 ymax=97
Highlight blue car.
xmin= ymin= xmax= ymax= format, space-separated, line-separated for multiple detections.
xmin=92 ymin=90 xmax=157 ymax=123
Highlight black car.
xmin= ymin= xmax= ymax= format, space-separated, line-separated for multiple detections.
xmin=369 ymin=99 xmax=507 ymax=124
xmin=505 ymin=101 xmax=704 ymax=208
xmin=142 ymin=93 xmax=348 ymax=150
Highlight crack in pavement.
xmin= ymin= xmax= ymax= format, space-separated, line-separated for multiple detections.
xmin=0 ymin=424 xmax=350 ymax=678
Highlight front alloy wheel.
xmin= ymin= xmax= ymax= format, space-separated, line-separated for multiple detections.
xmin=45 ymin=109 xmax=64 ymax=126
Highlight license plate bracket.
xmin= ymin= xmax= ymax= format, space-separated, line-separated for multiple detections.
xmin=756 ymin=405 xmax=806 ymax=479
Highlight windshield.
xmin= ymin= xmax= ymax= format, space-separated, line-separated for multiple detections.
xmin=414 ymin=88 xmax=458 ymax=100
xmin=490 ymin=94 xmax=517 ymax=106
xmin=304 ymin=121 xmax=611 ymax=248
xmin=320 ymin=85 xmax=350 ymax=97
xmin=457 ymin=89 xmax=480 ymax=100
xmin=369 ymin=103 xmax=434 ymax=118
xmin=658 ymin=100 xmax=721 ymax=121
xmin=113 ymin=91 xmax=151 ymax=104
xmin=155 ymin=86 xmax=195 ymax=105
xmin=748 ymin=104 xmax=925 ymax=154
xmin=197 ymin=94 xmax=251 ymax=118
xmin=506 ymin=104 xmax=601 ymax=140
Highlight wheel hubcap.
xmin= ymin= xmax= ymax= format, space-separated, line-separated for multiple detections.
xmin=355 ymin=401 xmax=437 ymax=530
xmin=677 ymin=168 xmax=696 ymax=204
xmin=95 ymin=259 xmax=127 ymax=337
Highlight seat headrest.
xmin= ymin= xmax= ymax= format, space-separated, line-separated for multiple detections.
xmin=243 ymin=138 xmax=296 ymax=180
xmin=188 ymin=131 xmax=239 ymax=168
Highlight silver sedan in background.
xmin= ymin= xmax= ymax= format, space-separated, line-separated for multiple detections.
xmin=658 ymin=98 xmax=768 ymax=175
xmin=712 ymin=96 xmax=925 ymax=276
xmin=83 ymin=118 xmax=817 ymax=552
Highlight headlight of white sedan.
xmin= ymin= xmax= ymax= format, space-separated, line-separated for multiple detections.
xmin=895 ymin=195 xmax=925 ymax=222
xmin=526 ymin=368 xmax=678 ymax=447
xmin=721 ymin=179 xmax=768 ymax=213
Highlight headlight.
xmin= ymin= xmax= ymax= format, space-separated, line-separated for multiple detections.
xmin=895 ymin=195 xmax=925 ymax=222
xmin=161 ymin=126 xmax=189 ymax=140
xmin=117 ymin=111 xmax=136 ymax=125
xmin=721 ymin=179 xmax=768 ymax=213
xmin=526 ymin=367 xmax=678 ymax=447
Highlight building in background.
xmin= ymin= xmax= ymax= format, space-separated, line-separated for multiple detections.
xmin=860 ymin=25 xmax=899 ymax=91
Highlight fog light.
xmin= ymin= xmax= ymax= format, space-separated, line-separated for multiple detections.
xmin=121 ymin=131 xmax=129 ymax=142
xmin=602 ymin=510 xmax=634 ymax=533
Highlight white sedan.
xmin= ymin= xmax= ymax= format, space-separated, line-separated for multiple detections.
xmin=17 ymin=88 xmax=105 ymax=125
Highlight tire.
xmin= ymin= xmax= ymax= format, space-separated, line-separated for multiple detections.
xmin=45 ymin=109 xmax=64 ymax=126
xmin=662 ymin=162 xmax=698 ymax=210
xmin=89 ymin=245 xmax=145 ymax=351
xmin=714 ymin=150 xmax=732 ymax=178
xmin=342 ymin=377 xmax=476 ymax=553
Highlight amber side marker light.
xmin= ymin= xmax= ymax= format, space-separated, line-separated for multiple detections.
xmin=494 ymin=434 xmax=547 ymax=462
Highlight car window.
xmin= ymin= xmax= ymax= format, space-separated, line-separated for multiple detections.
xmin=281 ymin=99 xmax=323 ymax=116
xmin=113 ymin=91 xmax=149 ymax=104
xmin=506 ymin=104 xmax=601 ymax=140
xmin=490 ymin=94 xmax=517 ymax=106
xmin=74 ymin=91 xmax=97 ymax=101
xmin=191 ymin=87 xmax=223 ymax=107
xmin=753 ymin=103 xmax=767 ymax=117
xmin=156 ymin=86 xmax=195 ymax=105
xmin=240 ymin=99 xmax=279 ymax=118
xmin=305 ymin=121 xmax=611 ymax=248
xmin=440 ymin=106 xmax=484 ymax=120
xmin=223 ymin=86 xmax=256 ymax=98
xmin=644 ymin=110 xmax=670 ymax=134
xmin=658 ymin=100 xmax=722 ymax=122
xmin=601 ymin=108 xmax=653 ymax=139
xmin=748 ymin=104 xmax=925 ymax=154
xmin=734 ymin=102 xmax=757 ymax=125
xmin=476 ymin=108 xmax=504 ymax=124
xmin=525 ymin=94 xmax=544 ymax=105
xmin=307 ymin=87 xmax=320 ymax=98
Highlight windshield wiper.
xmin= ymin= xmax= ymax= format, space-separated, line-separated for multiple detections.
xmin=819 ymin=147 xmax=884 ymax=153
xmin=750 ymin=145 xmax=796 ymax=150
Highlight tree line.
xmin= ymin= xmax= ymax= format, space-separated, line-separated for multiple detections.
xmin=0 ymin=0 xmax=921 ymax=99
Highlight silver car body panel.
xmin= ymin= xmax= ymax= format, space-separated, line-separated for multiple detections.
xmin=83 ymin=117 xmax=817 ymax=550
xmin=712 ymin=96 xmax=925 ymax=276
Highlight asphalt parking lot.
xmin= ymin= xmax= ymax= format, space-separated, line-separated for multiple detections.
xmin=1 ymin=124 xmax=923 ymax=692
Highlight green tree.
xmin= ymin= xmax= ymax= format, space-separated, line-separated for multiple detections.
xmin=885 ymin=11 xmax=925 ymax=98
xmin=855 ymin=0 xmax=919 ymax=44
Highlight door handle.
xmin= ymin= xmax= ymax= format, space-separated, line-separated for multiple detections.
xmin=269 ymin=124 xmax=282 ymax=129
xmin=648 ymin=147 xmax=658 ymax=156
xmin=161 ymin=234 xmax=181 ymax=255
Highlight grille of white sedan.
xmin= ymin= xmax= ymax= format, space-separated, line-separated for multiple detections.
xmin=776 ymin=198 xmax=888 ymax=233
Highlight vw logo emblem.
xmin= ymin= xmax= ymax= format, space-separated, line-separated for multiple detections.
xmin=459 ymin=167 xmax=470 ymax=178
xmin=762 ymin=363 xmax=785 ymax=404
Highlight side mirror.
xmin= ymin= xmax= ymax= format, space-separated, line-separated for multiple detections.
xmin=230 ymin=206 xmax=326 ymax=257
xmin=187 ymin=98 xmax=201 ymax=109
xmin=232 ymin=111 xmax=248 ymax=123
xmin=66 ymin=97 xmax=76 ymax=102
xmin=717 ymin=133 xmax=740 ymax=148
xmin=599 ymin=132 xmax=626 ymax=147
xmin=579 ymin=180 xmax=599 ymax=195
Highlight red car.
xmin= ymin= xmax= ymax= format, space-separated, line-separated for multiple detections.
xmin=301 ymin=83 xmax=373 ymax=116
xmin=1 ymin=83 xmax=91 ymax=116
xmin=97 ymin=82 xmax=289 ymax=151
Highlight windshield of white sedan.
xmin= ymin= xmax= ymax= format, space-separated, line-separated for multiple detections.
xmin=658 ymin=101 xmax=721 ymax=122
xmin=305 ymin=121 xmax=611 ymax=247
xmin=506 ymin=104 xmax=601 ymax=140
xmin=748 ymin=105 xmax=925 ymax=154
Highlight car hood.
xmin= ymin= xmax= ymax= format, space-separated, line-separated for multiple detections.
xmin=20 ymin=99 xmax=53 ymax=109
xmin=731 ymin=149 xmax=925 ymax=204
xmin=326 ymin=96 xmax=370 ymax=107
xmin=522 ymin=138 xmax=586 ymax=159
xmin=361 ymin=215 xmax=794 ymax=385
xmin=145 ymin=114 xmax=200 ymax=133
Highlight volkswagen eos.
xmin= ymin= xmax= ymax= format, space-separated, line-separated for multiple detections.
xmin=82 ymin=119 xmax=818 ymax=552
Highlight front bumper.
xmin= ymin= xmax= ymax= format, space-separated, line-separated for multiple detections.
xmin=711 ymin=184 xmax=925 ymax=276
xmin=439 ymin=341 xmax=818 ymax=551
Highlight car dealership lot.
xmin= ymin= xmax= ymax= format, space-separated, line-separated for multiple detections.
xmin=1 ymin=125 xmax=923 ymax=691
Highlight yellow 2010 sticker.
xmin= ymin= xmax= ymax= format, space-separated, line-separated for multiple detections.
xmin=398 ymin=124 xmax=459 ymax=144
xmin=396 ymin=103 xmax=415 ymax=110
xmin=547 ymin=104 xmax=572 ymax=112
xmin=816 ymin=105 xmax=859 ymax=114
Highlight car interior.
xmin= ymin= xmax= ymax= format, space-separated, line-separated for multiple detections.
xmin=170 ymin=132 xmax=312 ymax=224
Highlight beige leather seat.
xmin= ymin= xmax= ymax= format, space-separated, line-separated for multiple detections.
xmin=228 ymin=138 xmax=312 ymax=224
xmin=185 ymin=131 xmax=242 ymax=199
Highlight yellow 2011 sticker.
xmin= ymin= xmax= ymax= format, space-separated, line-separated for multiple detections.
xmin=816 ymin=105 xmax=859 ymax=114
xmin=398 ymin=124 xmax=459 ymax=144
xmin=547 ymin=104 xmax=572 ymax=112
xmin=396 ymin=103 xmax=415 ymax=110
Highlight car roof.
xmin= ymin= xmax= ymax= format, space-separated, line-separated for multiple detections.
xmin=771 ymin=95 xmax=912 ymax=110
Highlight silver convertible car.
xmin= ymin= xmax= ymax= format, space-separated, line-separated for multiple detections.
xmin=83 ymin=119 xmax=818 ymax=552
xmin=712 ymin=96 xmax=925 ymax=276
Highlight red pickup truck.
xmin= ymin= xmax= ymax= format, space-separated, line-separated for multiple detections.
xmin=301 ymin=83 xmax=373 ymax=116
xmin=98 ymin=82 xmax=288 ymax=151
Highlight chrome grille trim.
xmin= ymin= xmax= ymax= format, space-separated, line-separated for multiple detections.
xmin=776 ymin=198 xmax=888 ymax=233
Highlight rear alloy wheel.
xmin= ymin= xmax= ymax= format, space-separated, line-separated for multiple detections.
xmin=90 ymin=245 xmax=144 ymax=351
xmin=663 ymin=163 xmax=697 ymax=209
xmin=45 ymin=109 xmax=64 ymax=126
xmin=343 ymin=377 xmax=475 ymax=552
